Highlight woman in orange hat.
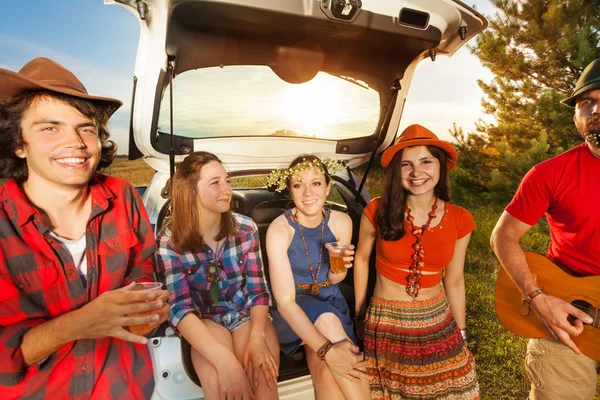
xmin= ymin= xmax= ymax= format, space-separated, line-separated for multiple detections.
xmin=353 ymin=125 xmax=479 ymax=399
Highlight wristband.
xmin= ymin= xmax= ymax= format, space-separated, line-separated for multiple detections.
xmin=523 ymin=288 xmax=544 ymax=304
xmin=317 ymin=340 xmax=333 ymax=361
xmin=354 ymin=315 xmax=365 ymax=322
xmin=460 ymin=328 xmax=468 ymax=341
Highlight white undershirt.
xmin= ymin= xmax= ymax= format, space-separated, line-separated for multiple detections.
xmin=48 ymin=231 xmax=87 ymax=283
xmin=35 ymin=232 xmax=86 ymax=367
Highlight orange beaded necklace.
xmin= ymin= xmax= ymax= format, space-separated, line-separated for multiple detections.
xmin=404 ymin=198 xmax=438 ymax=299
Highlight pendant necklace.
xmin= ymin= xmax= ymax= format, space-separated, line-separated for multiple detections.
xmin=296 ymin=212 xmax=325 ymax=296
xmin=206 ymin=239 xmax=223 ymax=303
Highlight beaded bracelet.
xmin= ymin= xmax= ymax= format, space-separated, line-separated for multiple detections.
xmin=523 ymin=288 xmax=544 ymax=304
xmin=317 ymin=340 xmax=334 ymax=361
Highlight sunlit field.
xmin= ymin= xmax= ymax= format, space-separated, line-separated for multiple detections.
xmin=101 ymin=156 xmax=156 ymax=188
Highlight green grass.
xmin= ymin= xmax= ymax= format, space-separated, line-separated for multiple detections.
xmin=465 ymin=206 xmax=537 ymax=398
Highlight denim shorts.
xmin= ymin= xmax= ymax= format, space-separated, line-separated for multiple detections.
xmin=212 ymin=310 xmax=252 ymax=332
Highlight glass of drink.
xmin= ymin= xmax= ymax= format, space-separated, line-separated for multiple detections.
xmin=325 ymin=242 xmax=350 ymax=274
xmin=128 ymin=282 xmax=163 ymax=335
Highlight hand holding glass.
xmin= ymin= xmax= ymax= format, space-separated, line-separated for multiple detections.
xmin=127 ymin=282 xmax=163 ymax=335
xmin=326 ymin=242 xmax=351 ymax=274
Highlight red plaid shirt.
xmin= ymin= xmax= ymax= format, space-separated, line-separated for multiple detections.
xmin=0 ymin=175 xmax=156 ymax=400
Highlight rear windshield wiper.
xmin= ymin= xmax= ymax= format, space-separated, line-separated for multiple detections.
xmin=328 ymin=73 xmax=370 ymax=90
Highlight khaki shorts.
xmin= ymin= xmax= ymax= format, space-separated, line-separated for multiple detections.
xmin=526 ymin=338 xmax=599 ymax=400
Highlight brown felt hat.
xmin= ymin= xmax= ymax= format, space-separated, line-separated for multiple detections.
xmin=0 ymin=57 xmax=122 ymax=116
xmin=381 ymin=124 xmax=458 ymax=170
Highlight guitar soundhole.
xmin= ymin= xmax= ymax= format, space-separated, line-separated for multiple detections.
xmin=569 ymin=300 xmax=599 ymax=328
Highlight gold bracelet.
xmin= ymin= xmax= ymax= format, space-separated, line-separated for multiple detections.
xmin=523 ymin=288 xmax=544 ymax=304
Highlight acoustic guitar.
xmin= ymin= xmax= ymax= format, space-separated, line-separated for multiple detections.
xmin=495 ymin=251 xmax=600 ymax=361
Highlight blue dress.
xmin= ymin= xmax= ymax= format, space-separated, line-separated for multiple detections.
xmin=271 ymin=208 xmax=357 ymax=357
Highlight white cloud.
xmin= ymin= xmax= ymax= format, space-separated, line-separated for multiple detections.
xmin=400 ymin=15 xmax=496 ymax=141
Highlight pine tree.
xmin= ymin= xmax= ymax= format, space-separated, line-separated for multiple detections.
xmin=456 ymin=0 xmax=600 ymax=204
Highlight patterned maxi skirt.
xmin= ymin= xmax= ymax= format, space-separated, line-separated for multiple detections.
xmin=364 ymin=289 xmax=479 ymax=400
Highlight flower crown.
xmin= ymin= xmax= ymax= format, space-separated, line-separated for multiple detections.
xmin=266 ymin=157 xmax=346 ymax=192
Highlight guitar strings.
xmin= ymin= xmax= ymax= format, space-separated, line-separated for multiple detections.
xmin=566 ymin=303 xmax=599 ymax=327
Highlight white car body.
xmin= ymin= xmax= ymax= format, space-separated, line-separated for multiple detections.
xmin=104 ymin=1 xmax=487 ymax=398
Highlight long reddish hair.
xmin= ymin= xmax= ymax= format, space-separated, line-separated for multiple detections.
xmin=167 ymin=151 xmax=237 ymax=253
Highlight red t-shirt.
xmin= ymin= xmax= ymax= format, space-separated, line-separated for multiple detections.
xmin=506 ymin=144 xmax=600 ymax=276
xmin=364 ymin=198 xmax=475 ymax=287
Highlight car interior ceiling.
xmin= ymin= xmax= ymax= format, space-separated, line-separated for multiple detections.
xmin=143 ymin=3 xmax=442 ymax=160
xmin=166 ymin=2 xmax=441 ymax=88
xmin=141 ymin=2 xmax=441 ymax=160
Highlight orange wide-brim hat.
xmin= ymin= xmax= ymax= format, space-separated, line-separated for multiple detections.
xmin=0 ymin=57 xmax=122 ymax=116
xmin=381 ymin=124 xmax=458 ymax=170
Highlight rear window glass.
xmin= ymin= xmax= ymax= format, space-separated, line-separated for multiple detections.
xmin=158 ymin=66 xmax=380 ymax=140
xmin=230 ymin=176 xmax=345 ymax=205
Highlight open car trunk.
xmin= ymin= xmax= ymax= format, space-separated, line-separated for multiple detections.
xmin=108 ymin=0 xmax=487 ymax=174
xmin=106 ymin=0 xmax=487 ymax=398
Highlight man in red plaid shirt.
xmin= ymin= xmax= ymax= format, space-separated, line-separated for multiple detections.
xmin=0 ymin=57 xmax=170 ymax=399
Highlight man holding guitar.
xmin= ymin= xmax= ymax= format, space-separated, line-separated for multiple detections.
xmin=491 ymin=57 xmax=600 ymax=400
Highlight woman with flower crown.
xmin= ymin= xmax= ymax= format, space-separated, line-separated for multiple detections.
xmin=353 ymin=125 xmax=479 ymax=400
xmin=266 ymin=155 xmax=371 ymax=400
xmin=155 ymin=151 xmax=280 ymax=400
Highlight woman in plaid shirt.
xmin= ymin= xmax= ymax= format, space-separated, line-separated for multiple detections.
xmin=155 ymin=151 xmax=280 ymax=400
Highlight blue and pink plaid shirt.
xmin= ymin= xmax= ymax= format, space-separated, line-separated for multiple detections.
xmin=155 ymin=213 xmax=272 ymax=329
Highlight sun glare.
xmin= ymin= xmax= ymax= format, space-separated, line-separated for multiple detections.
xmin=278 ymin=76 xmax=344 ymax=138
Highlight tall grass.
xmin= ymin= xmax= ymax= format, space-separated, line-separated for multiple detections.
xmin=465 ymin=206 xmax=539 ymax=398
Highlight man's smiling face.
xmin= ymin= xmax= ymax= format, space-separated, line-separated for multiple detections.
xmin=15 ymin=95 xmax=101 ymax=189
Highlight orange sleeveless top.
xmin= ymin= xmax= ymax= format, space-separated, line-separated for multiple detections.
xmin=363 ymin=197 xmax=475 ymax=288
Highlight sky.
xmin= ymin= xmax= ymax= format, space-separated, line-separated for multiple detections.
xmin=0 ymin=0 xmax=498 ymax=154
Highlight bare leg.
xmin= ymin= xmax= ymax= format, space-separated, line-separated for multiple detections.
xmin=313 ymin=313 xmax=371 ymax=400
xmin=232 ymin=319 xmax=280 ymax=400
xmin=189 ymin=320 xmax=234 ymax=400
xmin=305 ymin=346 xmax=345 ymax=400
